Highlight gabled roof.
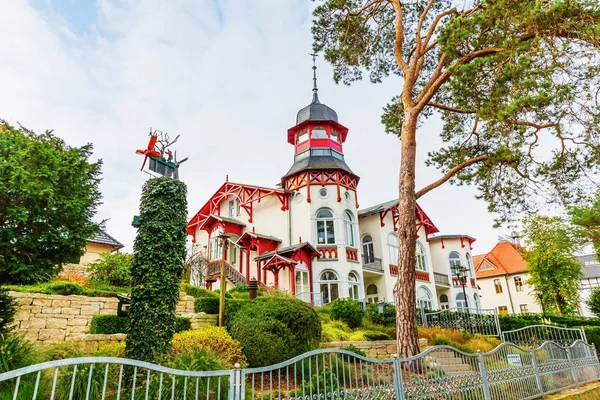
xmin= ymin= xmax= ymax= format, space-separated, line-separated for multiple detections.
xmin=357 ymin=199 xmax=399 ymax=217
xmin=237 ymin=231 xmax=281 ymax=244
xmin=255 ymin=242 xmax=320 ymax=261
xmin=474 ymin=241 xmax=528 ymax=279
xmin=199 ymin=214 xmax=246 ymax=231
xmin=89 ymin=229 xmax=123 ymax=250
xmin=357 ymin=199 xmax=439 ymax=236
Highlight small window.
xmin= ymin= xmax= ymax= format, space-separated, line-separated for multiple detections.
xmin=344 ymin=211 xmax=356 ymax=247
xmin=316 ymin=208 xmax=335 ymax=245
xmin=319 ymin=188 xmax=328 ymax=198
xmin=498 ymin=306 xmax=509 ymax=315
xmin=311 ymin=126 xmax=327 ymax=139
xmin=348 ymin=272 xmax=359 ymax=299
xmin=235 ymin=199 xmax=241 ymax=216
xmin=520 ymin=304 xmax=528 ymax=313
xmin=494 ymin=279 xmax=503 ymax=294
xmin=466 ymin=253 xmax=474 ymax=277
xmin=344 ymin=191 xmax=352 ymax=201
xmin=320 ymin=270 xmax=339 ymax=304
xmin=228 ymin=200 xmax=235 ymax=218
xmin=297 ymin=129 xmax=309 ymax=144
xmin=439 ymin=294 xmax=449 ymax=310
xmin=514 ymin=276 xmax=523 ymax=292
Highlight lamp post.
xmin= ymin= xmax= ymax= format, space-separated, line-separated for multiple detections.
xmin=452 ymin=264 xmax=472 ymax=334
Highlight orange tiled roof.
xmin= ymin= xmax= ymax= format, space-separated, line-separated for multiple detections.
xmin=475 ymin=241 xmax=528 ymax=279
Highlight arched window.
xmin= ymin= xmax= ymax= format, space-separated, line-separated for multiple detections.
xmin=388 ymin=233 xmax=399 ymax=265
xmin=456 ymin=292 xmax=468 ymax=311
xmin=417 ymin=286 xmax=433 ymax=310
xmin=344 ymin=211 xmax=356 ymax=247
xmin=366 ymin=284 xmax=379 ymax=303
xmin=439 ymin=294 xmax=449 ymax=310
xmin=295 ymin=262 xmax=310 ymax=303
xmin=209 ymin=227 xmax=223 ymax=260
xmin=316 ymin=209 xmax=335 ymax=245
xmin=297 ymin=129 xmax=309 ymax=144
xmin=473 ymin=293 xmax=481 ymax=311
xmin=311 ymin=126 xmax=328 ymax=139
xmin=330 ymin=129 xmax=339 ymax=142
xmin=449 ymin=252 xmax=462 ymax=276
xmin=514 ymin=276 xmax=523 ymax=292
xmin=466 ymin=253 xmax=475 ymax=277
xmin=362 ymin=235 xmax=374 ymax=264
xmin=319 ymin=270 xmax=339 ymax=304
xmin=416 ymin=241 xmax=428 ymax=272
xmin=348 ymin=272 xmax=360 ymax=300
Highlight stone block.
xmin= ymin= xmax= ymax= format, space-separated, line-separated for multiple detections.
xmin=175 ymin=304 xmax=185 ymax=312
xmin=68 ymin=318 xmax=88 ymax=326
xmin=41 ymin=307 xmax=62 ymax=314
xmin=52 ymin=300 xmax=71 ymax=307
xmin=32 ymin=298 xmax=53 ymax=307
xmin=14 ymin=310 xmax=31 ymax=321
xmin=17 ymin=297 xmax=33 ymax=306
xmin=46 ymin=318 xmax=68 ymax=329
xmin=99 ymin=309 xmax=115 ymax=315
xmin=24 ymin=331 xmax=39 ymax=342
xmin=61 ymin=308 xmax=80 ymax=315
xmin=69 ymin=325 xmax=89 ymax=334
xmin=70 ymin=302 xmax=83 ymax=309
xmin=80 ymin=305 xmax=100 ymax=315
xmin=39 ymin=329 xmax=66 ymax=341
xmin=21 ymin=318 xmax=47 ymax=330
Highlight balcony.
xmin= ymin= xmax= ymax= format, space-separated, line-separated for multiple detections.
xmin=362 ymin=255 xmax=384 ymax=273
xmin=434 ymin=272 xmax=450 ymax=287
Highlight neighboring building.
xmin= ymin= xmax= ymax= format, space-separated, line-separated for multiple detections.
xmin=474 ymin=239 xmax=542 ymax=315
xmin=186 ymin=65 xmax=481 ymax=307
xmin=577 ymin=253 xmax=600 ymax=317
xmin=61 ymin=229 xmax=124 ymax=277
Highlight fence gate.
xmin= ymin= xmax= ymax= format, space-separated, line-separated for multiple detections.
xmin=501 ymin=325 xmax=587 ymax=347
xmin=421 ymin=307 xmax=502 ymax=337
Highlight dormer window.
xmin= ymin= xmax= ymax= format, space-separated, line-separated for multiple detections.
xmin=311 ymin=126 xmax=327 ymax=139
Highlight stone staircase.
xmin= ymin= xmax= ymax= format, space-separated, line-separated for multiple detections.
xmin=424 ymin=349 xmax=474 ymax=374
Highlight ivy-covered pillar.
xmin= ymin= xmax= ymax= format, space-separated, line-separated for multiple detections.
xmin=125 ymin=177 xmax=187 ymax=362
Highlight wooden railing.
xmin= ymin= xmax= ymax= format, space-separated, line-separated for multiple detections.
xmin=346 ymin=248 xmax=358 ymax=262
xmin=319 ymin=247 xmax=338 ymax=259
xmin=206 ymin=260 xmax=246 ymax=286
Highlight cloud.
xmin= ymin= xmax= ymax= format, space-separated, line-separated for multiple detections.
xmin=0 ymin=0 xmax=502 ymax=254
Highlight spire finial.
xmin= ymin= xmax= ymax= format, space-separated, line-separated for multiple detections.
xmin=309 ymin=52 xmax=320 ymax=104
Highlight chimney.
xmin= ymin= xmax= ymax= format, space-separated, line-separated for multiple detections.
xmin=511 ymin=231 xmax=520 ymax=247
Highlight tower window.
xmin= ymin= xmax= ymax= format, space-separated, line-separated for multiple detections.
xmin=311 ymin=126 xmax=327 ymax=139
xmin=416 ymin=241 xmax=427 ymax=272
xmin=316 ymin=209 xmax=335 ymax=245
xmin=344 ymin=191 xmax=352 ymax=201
xmin=319 ymin=188 xmax=328 ymax=198
xmin=343 ymin=211 xmax=356 ymax=247
xmin=448 ymin=252 xmax=462 ymax=276
xmin=228 ymin=200 xmax=235 ymax=218
xmin=297 ymin=129 xmax=309 ymax=144
xmin=320 ymin=270 xmax=339 ymax=304
xmin=330 ymin=129 xmax=339 ymax=142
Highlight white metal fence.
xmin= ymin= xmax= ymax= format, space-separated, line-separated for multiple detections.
xmin=1 ymin=340 xmax=598 ymax=399
xmin=500 ymin=325 xmax=587 ymax=347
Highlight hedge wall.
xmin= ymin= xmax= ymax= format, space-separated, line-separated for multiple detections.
xmin=91 ymin=315 xmax=190 ymax=335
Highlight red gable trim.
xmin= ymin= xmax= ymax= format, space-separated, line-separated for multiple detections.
xmin=379 ymin=202 xmax=439 ymax=238
xmin=200 ymin=215 xmax=245 ymax=236
xmin=263 ymin=254 xmax=297 ymax=272
xmin=237 ymin=232 xmax=279 ymax=253
xmin=187 ymin=182 xmax=290 ymax=242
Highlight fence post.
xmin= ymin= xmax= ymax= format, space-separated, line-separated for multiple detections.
xmin=494 ymin=308 xmax=502 ymax=338
xmin=229 ymin=363 xmax=243 ymax=400
xmin=392 ymin=354 xmax=404 ymax=400
xmin=477 ymin=351 xmax=491 ymax=400
xmin=581 ymin=327 xmax=588 ymax=344
xmin=566 ymin=348 xmax=579 ymax=388
xmin=530 ymin=349 xmax=544 ymax=398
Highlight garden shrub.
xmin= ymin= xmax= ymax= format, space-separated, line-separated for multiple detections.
xmin=224 ymin=299 xmax=250 ymax=328
xmin=322 ymin=320 xmax=352 ymax=342
xmin=362 ymin=330 xmax=392 ymax=341
xmin=45 ymin=282 xmax=85 ymax=296
xmin=95 ymin=341 xmax=126 ymax=358
xmin=86 ymin=252 xmax=132 ymax=287
xmin=229 ymin=296 xmax=321 ymax=367
xmin=214 ymin=289 xmax=233 ymax=299
xmin=364 ymin=302 xmax=396 ymax=326
xmin=194 ymin=297 xmax=219 ymax=314
xmin=341 ymin=344 xmax=366 ymax=357
xmin=181 ymin=283 xmax=217 ymax=298
xmin=0 ymin=334 xmax=40 ymax=374
xmin=90 ymin=315 xmax=190 ymax=334
xmin=330 ymin=299 xmax=364 ymax=329
xmin=0 ymin=288 xmax=17 ymax=336
xmin=171 ymin=327 xmax=246 ymax=368
xmin=126 ymin=177 xmax=188 ymax=363
xmin=584 ymin=326 xmax=600 ymax=350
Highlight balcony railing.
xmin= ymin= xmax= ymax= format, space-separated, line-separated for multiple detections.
xmin=433 ymin=272 xmax=450 ymax=286
xmin=361 ymin=255 xmax=383 ymax=273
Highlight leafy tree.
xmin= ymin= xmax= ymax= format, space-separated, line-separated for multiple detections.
xmin=0 ymin=287 xmax=17 ymax=336
xmin=521 ymin=215 xmax=583 ymax=316
xmin=86 ymin=252 xmax=133 ymax=287
xmin=586 ymin=286 xmax=600 ymax=318
xmin=0 ymin=121 xmax=102 ymax=284
xmin=312 ymin=0 xmax=600 ymax=356
xmin=570 ymin=189 xmax=600 ymax=259
xmin=125 ymin=177 xmax=188 ymax=363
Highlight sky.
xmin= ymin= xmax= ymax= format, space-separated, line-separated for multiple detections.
xmin=1 ymin=0 xmax=514 ymax=255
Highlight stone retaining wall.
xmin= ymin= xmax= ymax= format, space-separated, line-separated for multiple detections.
xmin=10 ymin=291 xmax=197 ymax=344
xmin=321 ymin=338 xmax=428 ymax=359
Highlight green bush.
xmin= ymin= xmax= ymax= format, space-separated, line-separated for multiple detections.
xmin=0 ymin=288 xmax=17 ymax=336
xmin=330 ymin=299 xmax=364 ymax=329
xmin=584 ymin=326 xmax=600 ymax=350
xmin=229 ymin=296 xmax=322 ymax=367
xmin=0 ymin=334 xmax=40 ymax=374
xmin=91 ymin=315 xmax=190 ymax=334
xmin=86 ymin=252 xmax=132 ymax=287
xmin=126 ymin=177 xmax=188 ymax=363
xmin=45 ymin=283 xmax=85 ymax=296
xmin=341 ymin=344 xmax=366 ymax=357
xmin=214 ymin=289 xmax=233 ymax=299
xmin=194 ymin=297 xmax=219 ymax=314
xmin=181 ymin=284 xmax=218 ymax=298
xmin=171 ymin=327 xmax=247 ymax=368
xmin=365 ymin=302 xmax=396 ymax=326
xmin=224 ymin=299 xmax=250 ymax=329
xmin=362 ymin=330 xmax=392 ymax=341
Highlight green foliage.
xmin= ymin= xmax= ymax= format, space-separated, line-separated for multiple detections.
xmin=194 ymin=297 xmax=219 ymax=314
xmin=45 ymin=282 xmax=85 ymax=295
xmin=181 ymin=283 xmax=218 ymax=298
xmin=583 ymin=326 xmax=600 ymax=351
xmin=321 ymin=320 xmax=352 ymax=342
xmin=4 ymin=281 xmax=128 ymax=297
xmin=171 ymin=327 xmax=247 ymax=368
xmin=229 ymin=296 xmax=322 ymax=367
xmin=330 ymin=299 xmax=364 ymax=329
xmin=341 ymin=344 xmax=366 ymax=357
xmin=522 ymin=215 xmax=584 ymax=316
xmin=362 ymin=330 xmax=392 ymax=341
xmin=364 ymin=302 xmax=396 ymax=326
xmin=499 ymin=313 xmax=600 ymax=331
xmin=90 ymin=314 xmax=190 ymax=334
xmin=0 ymin=334 xmax=39 ymax=374
xmin=0 ymin=121 xmax=102 ymax=284
xmin=570 ymin=188 xmax=600 ymax=260
xmin=587 ymin=287 xmax=600 ymax=318
xmin=126 ymin=177 xmax=188 ymax=363
xmin=0 ymin=288 xmax=17 ymax=336
xmin=86 ymin=252 xmax=132 ymax=287
xmin=223 ymin=299 xmax=250 ymax=328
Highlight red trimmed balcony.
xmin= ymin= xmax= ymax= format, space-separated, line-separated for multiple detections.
xmin=318 ymin=247 xmax=338 ymax=260
xmin=415 ymin=271 xmax=430 ymax=282
xmin=346 ymin=248 xmax=358 ymax=262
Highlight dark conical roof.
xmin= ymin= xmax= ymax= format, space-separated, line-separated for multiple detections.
xmin=296 ymin=92 xmax=339 ymax=125
xmin=282 ymin=155 xmax=354 ymax=179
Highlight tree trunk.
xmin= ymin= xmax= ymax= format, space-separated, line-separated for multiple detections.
xmin=394 ymin=109 xmax=420 ymax=358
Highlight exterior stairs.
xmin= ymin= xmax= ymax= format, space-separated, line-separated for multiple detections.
xmin=424 ymin=349 xmax=474 ymax=375
xmin=206 ymin=260 xmax=247 ymax=286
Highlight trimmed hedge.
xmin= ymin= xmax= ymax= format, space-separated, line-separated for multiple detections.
xmin=330 ymin=299 xmax=364 ymax=329
xmin=194 ymin=297 xmax=219 ymax=314
xmin=499 ymin=314 xmax=600 ymax=331
xmin=181 ymin=284 xmax=218 ymax=299
xmin=91 ymin=315 xmax=191 ymax=335
xmin=365 ymin=302 xmax=396 ymax=326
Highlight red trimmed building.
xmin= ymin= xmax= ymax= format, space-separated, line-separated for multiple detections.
xmin=187 ymin=68 xmax=481 ymax=308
